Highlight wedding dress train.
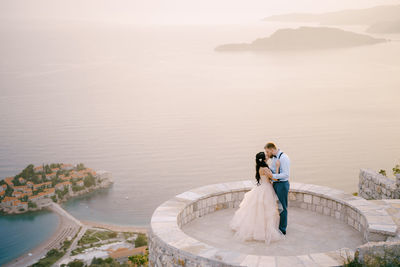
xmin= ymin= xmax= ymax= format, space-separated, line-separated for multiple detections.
xmin=229 ymin=175 xmax=285 ymax=245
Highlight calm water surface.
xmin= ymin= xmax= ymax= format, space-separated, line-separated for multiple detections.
xmin=0 ymin=20 xmax=399 ymax=264
xmin=0 ymin=210 xmax=59 ymax=265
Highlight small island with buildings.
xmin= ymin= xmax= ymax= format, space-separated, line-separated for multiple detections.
xmin=0 ymin=163 xmax=113 ymax=215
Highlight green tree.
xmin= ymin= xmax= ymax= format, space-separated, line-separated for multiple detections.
xmin=56 ymin=189 xmax=63 ymax=199
xmin=50 ymin=163 xmax=61 ymax=169
xmin=91 ymin=257 xmax=122 ymax=266
xmin=84 ymin=174 xmax=95 ymax=187
xmin=15 ymin=164 xmax=35 ymax=180
xmin=72 ymin=185 xmax=84 ymax=192
xmin=5 ymin=185 xmax=13 ymax=197
xmin=66 ymin=259 xmax=84 ymax=267
xmin=45 ymin=164 xmax=51 ymax=174
xmin=134 ymin=233 xmax=148 ymax=248
xmin=76 ymin=163 xmax=85 ymax=171
xmin=12 ymin=177 xmax=22 ymax=186
xmin=63 ymin=186 xmax=69 ymax=194
xmin=62 ymin=240 xmax=71 ymax=251
xmin=32 ymin=175 xmax=41 ymax=184
xmin=51 ymin=177 xmax=58 ymax=187
xmin=46 ymin=248 xmax=62 ymax=258
xmin=128 ymin=251 xmax=148 ymax=267
xmin=393 ymin=164 xmax=400 ymax=175
xmin=34 ymin=187 xmax=44 ymax=194
xmin=28 ymin=201 xmax=37 ymax=208
xmin=108 ymin=232 xmax=117 ymax=238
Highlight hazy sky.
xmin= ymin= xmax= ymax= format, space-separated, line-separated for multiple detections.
xmin=0 ymin=0 xmax=399 ymax=24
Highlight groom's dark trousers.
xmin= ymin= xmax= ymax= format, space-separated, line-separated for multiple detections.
xmin=273 ymin=180 xmax=289 ymax=233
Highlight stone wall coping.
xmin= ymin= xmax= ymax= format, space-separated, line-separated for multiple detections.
xmin=360 ymin=169 xmax=396 ymax=188
xmin=150 ymin=180 xmax=397 ymax=266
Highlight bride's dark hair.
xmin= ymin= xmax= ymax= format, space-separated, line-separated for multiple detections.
xmin=255 ymin=152 xmax=268 ymax=186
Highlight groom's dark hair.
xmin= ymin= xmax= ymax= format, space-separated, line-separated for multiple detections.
xmin=264 ymin=142 xmax=276 ymax=149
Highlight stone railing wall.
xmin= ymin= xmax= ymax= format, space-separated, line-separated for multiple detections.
xmin=358 ymin=169 xmax=400 ymax=200
xmin=177 ymin=188 xmax=246 ymax=228
xmin=149 ymin=181 xmax=397 ymax=267
xmin=177 ymin=183 xmax=396 ymax=242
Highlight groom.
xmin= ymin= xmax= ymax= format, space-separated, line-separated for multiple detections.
xmin=264 ymin=142 xmax=290 ymax=235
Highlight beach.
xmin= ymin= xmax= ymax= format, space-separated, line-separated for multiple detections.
xmin=80 ymin=220 xmax=148 ymax=234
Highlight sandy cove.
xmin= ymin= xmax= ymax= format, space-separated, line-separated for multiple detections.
xmin=3 ymin=203 xmax=81 ymax=267
xmin=3 ymin=203 xmax=148 ymax=267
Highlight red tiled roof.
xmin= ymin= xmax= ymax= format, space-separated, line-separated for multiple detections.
xmin=61 ymin=164 xmax=73 ymax=168
xmin=108 ymin=246 xmax=147 ymax=259
xmin=4 ymin=177 xmax=14 ymax=186
xmin=2 ymin=196 xmax=17 ymax=203
xmin=44 ymin=188 xmax=55 ymax=193
xmin=34 ymin=166 xmax=43 ymax=173
xmin=57 ymin=181 xmax=72 ymax=186
xmin=13 ymin=185 xmax=29 ymax=191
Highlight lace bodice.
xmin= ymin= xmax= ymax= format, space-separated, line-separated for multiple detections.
xmin=260 ymin=174 xmax=272 ymax=184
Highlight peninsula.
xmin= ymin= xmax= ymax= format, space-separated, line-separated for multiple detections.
xmin=367 ymin=20 xmax=400 ymax=34
xmin=0 ymin=163 xmax=113 ymax=214
xmin=215 ymin=26 xmax=386 ymax=52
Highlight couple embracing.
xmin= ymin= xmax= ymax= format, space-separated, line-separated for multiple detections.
xmin=229 ymin=142 xmax=290 ymax=245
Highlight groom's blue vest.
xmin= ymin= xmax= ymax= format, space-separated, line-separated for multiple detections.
xmin=276 ymin=152 xmax=284 ymax=174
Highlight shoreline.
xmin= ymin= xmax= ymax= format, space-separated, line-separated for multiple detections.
xmin=3 ymin=203 xmax=148 ymax=267
xmin=81 ymin=220 xmax=149 ymax=234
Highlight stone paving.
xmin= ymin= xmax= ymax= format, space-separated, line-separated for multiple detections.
xmin=182 ymin=207 xmax=364 ymax=256
xmin=369 ymin=199 xmax=400 ymax=241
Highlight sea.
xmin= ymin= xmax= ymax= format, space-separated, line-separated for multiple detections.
xmin=0 ymin=19 xmax=399 ymax=265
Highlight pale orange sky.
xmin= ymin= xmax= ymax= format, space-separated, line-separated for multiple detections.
xmin=0 ymin=0 xmax=399 ymax=24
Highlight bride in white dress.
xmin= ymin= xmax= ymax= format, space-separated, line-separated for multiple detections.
xmin=229 ymin=151 xmax=285 ymax=245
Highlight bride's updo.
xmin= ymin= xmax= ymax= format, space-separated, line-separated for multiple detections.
xmin=255 ymin=152 xmax=268 ymax=186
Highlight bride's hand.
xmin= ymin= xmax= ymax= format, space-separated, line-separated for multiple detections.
xmin=265 ymin=168 xmax=273 ymax=179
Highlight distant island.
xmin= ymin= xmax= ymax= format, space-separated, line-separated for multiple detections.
xmin=0 ymin=163 xmax=113 ymax=215
xmin=262 ymin=4 xmax=400 ymax=26
xmin=214 ymin=26 xmax=386 ymax=52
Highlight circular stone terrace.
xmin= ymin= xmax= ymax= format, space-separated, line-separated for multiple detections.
xmin=148 ymin=181 xmax=398 ymax=267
